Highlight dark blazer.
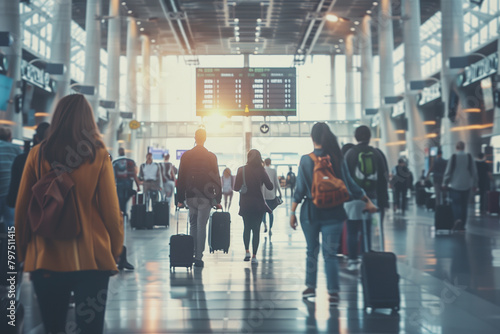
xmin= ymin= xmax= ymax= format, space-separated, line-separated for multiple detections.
xmin=234 ymin=164 xmax=273 ymax=216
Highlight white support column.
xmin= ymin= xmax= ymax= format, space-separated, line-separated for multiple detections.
xmin=126 ymin=17 xmax=139 ymax=162
xmin=403 ymin=0 xmax=426 ymax=179
xmin=0 ymin=0 xmax=22 ymax=139
xmin=330 ymin=54 xmax=336 ymax=120
xmin=440 ymin=0 xmax=468 ymax=157
xmin=360 ymin=15 xmax=374 ymax=126
xmin=50 ymin=0 xmax=72 ymax=112
xmin=104 ymin=0 xmax=121 ymax=157
xmin=378 ymin=0 xmax=400 ymax=168
xmin=345 ymin=34 xmax=356 ymax=121
xmin=243 ymin=53 xmax=251 ymax=162
xmin=84 ymin=0 xmax=101 ymax=122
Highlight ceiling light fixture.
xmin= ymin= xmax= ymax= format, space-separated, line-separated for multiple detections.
xmin=234 ymin=26 xmax=239 ymax=31
xmin=140 ymin=27 xmax=144 ymax=31
xmin=256 ymin=26 xmax=261 ymax=31
xmin=235 ymin=37 xmax=240 ymax=42
xmin=339 ymin=39 xmax=344 ymax=42
xmin=326 ymin=14 xmax=339 ymax=22
xmin=151 ymin=39 xmax=156 ymax=43
xmin=121 ymin=1 xmax=126 ymax=5
xmin=254 ymin=51 xmax=258 ymax=54
xmin=234 ymin=18 xmax=239 ymax=23
xmin=373 ymin=2 xmax=379 ymax=5
xmin=354 ymin=21 xmax=360 ymax=25
xmin=350 ymin=27 xmax=355 ymax=31
xmin=257 ymin=18 xmax=262 ymax=23
xmin=137 ymin=21 xmax=141 ymax=25
xmin=255 ymin=38 xmax=259 ymax=42
xmin=366 ymin=10 xmax=372 ymax=14
xmin=336 ymin=49 xmax=341 ymax=53
xmin=128 ymin=10 xmax=132 ymax=14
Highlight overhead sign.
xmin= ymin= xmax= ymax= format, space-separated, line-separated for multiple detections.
xmin=391 ymin=100 xmax=405 ymax=117
xmin=459 ymin=53 xmax=498 ymax=87
xmin=418 ymin=82 xmax=441 ymax=106
xmin=129 ymin=120 xmax=140 ymax=130
xmin=260 ymin=123 xmax=270 ymax=134
xmin=21 ymin=60 xmax=54 ymax=92
xmin=176 ymin=150 xmax=188 ymax=160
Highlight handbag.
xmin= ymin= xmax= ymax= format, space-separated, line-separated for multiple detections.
xmin=267 ymin=196 xmax=283 ymax=211
xmin=239 ymin=167 xmax=248 ymax=194
xmin=27 ymin=145 xmax=82 ymax=240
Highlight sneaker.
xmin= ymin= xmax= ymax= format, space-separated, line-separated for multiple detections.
xmin=328 ymin=293 xmax=340 ymax=306
xmin=302 ymin=288 xmax=316 ymax=299
xmin=194 ymin=259 xmax=204 ymax=268
xmin=346 ymin=260 xmax=358 ymax=271
xmin=251 ymin=257 xmax=258 ymax=264
xmin=244 ymin=253 xmax=251 ymax=261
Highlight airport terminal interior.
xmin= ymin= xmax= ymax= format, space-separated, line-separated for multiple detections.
xmin=1 ymin=0 xmax=500 ymax=333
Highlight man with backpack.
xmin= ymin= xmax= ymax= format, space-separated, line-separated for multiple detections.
xmin=427 ymin=149 xmax=447 ymax=206
xmin=286 ymin=166 xmax=296 ymax=198
xmin=113 ymin=147 xmax=141 ymax=215
xmin=391 ymin=158 xmax=412 ymax=215
xmin=176 ymin=129 xmax=222 ymax=268
xmin=160 ymin=153 xmax=176 ymax=204
xmin=442 ymin=141 xmax=478 ymax=231
xmin=138 ymin=152 xmax=162 ymax=206
xmin=344 ymin=126 xmax=389 ymax=271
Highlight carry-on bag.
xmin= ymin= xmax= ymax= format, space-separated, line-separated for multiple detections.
xmin=434 ymin=201 xmax=454 ymax=231
xmin=130 ymin=204 xmax=146 ymax=229
xmin=360 ymin=211 xmax=400 ymax=312
xmin=209 ymin=210 xmax=231 ymax=253
xmin=169 ymin=209 xmax=194 ymax=270
xmin=487 ymin=190 xmax=499 ymax=214
xmin=153 ymin=201 xmax=170 ymax=227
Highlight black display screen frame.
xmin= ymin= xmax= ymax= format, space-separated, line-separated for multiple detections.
xmin=196 ymin=67 xmax=297 ymax=117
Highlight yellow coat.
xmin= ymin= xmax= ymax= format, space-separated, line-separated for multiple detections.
xmin=15 ymin=145 xmax=124 ymax=273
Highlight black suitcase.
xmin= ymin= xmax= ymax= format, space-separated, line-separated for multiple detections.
xmin=360 ymin=212 xmax=400 ymax=312
xmin=209 ymin=211 xmax=230 ymax=253
xmin=153 ymin=201 xmax=169 ymax=227
xmin=170 ymin=209 xmax=194 ymax=270
xmin=435 ymin=203 xmax=453 ymax=230
xmin=145 ymin=212 xmax=154 ymax=229
xmin=425 ymin=193 xmax=435 ymax=211
xmin=130 ymin=204 xmax=146 ymax=229
xmin=416 ymin=187 xmax=426 ymax=206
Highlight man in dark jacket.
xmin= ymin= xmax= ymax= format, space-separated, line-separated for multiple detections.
xmin=176 ymin=128 xmax=222 ymax=267
xmin=344 ymin=126 xmax=389 ymax=270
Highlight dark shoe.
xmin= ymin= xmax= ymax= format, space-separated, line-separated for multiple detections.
xmin=328 ymin=293 xmax=340 ymax=306
xmin=244 ymin=253 xmax=251 ymax=261
xmin=194 ymin=259 xmax=204 ymax=267
xmin=302 ymin=288 xmax=316 ymax=299
xmin=118 ymin=246 xmax=135 ymax=270
xmin=452 ymin=220 xmax=463 ymax=232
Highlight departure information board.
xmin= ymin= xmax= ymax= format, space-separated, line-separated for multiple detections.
xmin=196 ymin=67 xmax=296 ymax=117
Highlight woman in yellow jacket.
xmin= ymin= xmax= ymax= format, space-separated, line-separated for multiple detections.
xmin=15 ymin=94 xmax=124 ymax=334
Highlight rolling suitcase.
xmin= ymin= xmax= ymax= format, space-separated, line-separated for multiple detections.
xmin=487 ymin=190 xmax=499 ymax=214
xmin=130 ymin=204 xmax=146 ymax=229
xmin=434 ymin=202 xmax=454 ymax=231
xmin=209 ymin=210 xmax=230 ymax=253
xmin=170 ymin=209 xmax=194 ymax=270
xmin=153 ymin=201 xmax=170 ymax=227
xmin=145 ymin=212 xmax=154 ymax=229
xmin=360 ymin=212 xmax=400 ymax=312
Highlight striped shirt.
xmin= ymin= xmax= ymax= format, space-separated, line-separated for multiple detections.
xmin=0 ymin=140 xmax=21 ymax=197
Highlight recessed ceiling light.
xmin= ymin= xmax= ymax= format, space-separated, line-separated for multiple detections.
xmin=234 ymin=18 xmax=239 ymax=23
xmin=335 ymin=44 xmax=339 ymax=48
xmin=140 ymin=27 xmax=145 ymax=31
xmin=235 ymin=31 xmax=240 ymax=36
xmin=373 ymin=1 xmax=378 ymax=5
xmin=326 ymin=14 xmax=339 ymax=22
xmin=254 ymin=51 xmax=258 ymax=54
xmin=354 ymin=21 xmax=360 ymax=25
xmin=255 ymin=38 xmax=259 ymax=42
xmin=237 ymin=51 xmax=241 ymax=54
xmin=255 ymin=32 xmax=260 ymax=36
xmin=137 ymin=21 xmax=141 ymax=25
xmin=152 ymin=39 xmax=156 ymax=43
xmin=366 ymin=10 xmax=372 ymax=14
xmin=234 ymin=26 xmax=240 ymax=31
xmin=128 ymin=10 xmax=132 ymax=14
xmin=339 ymin=39 xmax=344 ymax=42
xmin=298 ymin=49 xmax=303 ymax=54
xmin=350 ymin=27 xmax=355 ymax=31
xmin=256 ymin=26 xmax=261 ymax=31
xmin=236 ymin=47 xmax=240 ymax=50
xmin=257 ymin=18 xmax=262 ymax=23
xmin=235 ymin=37 xmax=240 ymax=42
xmin=255 ymin=46 xmax=259 ymax=50
xmin=336 ymin=49 xmax=341 ymax=53
xmin=121 ymin=1 xmax=126 ymax=5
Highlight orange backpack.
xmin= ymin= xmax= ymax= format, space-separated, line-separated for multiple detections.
xmin=308 ymin=153 xmax=350 ymax=208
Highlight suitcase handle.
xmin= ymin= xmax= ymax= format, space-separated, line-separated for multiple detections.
xmin=176 ymin=208 xmax=189 ymax=235
xmin=362 ymin=209 xmax=384 ymax=252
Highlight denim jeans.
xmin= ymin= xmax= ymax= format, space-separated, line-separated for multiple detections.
xmin=347 ymin=219 xmax=371 ymax=260
xmin=186 ymin=197 xmax=212 ymax=260
xmin=449 ymin=188 xmax=471 ymax=226
xmin=301 ymin=218 xmax=343 ymax=294
xmin=0 ymin=195 xmax=14 ymax=232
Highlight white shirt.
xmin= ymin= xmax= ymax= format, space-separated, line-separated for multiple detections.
xmin=262 ymin=166 xmax=281 ymax=200
xmin=142 ymin=163 xmax=159 ymax=181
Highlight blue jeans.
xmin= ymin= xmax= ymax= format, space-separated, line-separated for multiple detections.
xmin=347 ymin=219 xmax=371 ymax=260
xmin=301 ymin=218 xmax=343 ymax=294
xmin=449 ymin=189 xmax=471 ymax=226
xmin=0 ymin=195 xmax=14 ymax=232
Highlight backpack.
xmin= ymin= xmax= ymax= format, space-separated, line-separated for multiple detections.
xmin=308 ymin=153 xmax=350 ymax=209
xmin=113 ymin=158 xmax=129 ymax=179
xmin=287 ymin=172 xmax=296 ymax=185
xmin=352 ymin=147 xmax=378 ymax=192
xmin=27 ymin=145 xmax=82 ymax=240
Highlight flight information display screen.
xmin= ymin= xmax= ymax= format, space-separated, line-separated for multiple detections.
xmin=196 ymin=67 xmax=296 ymax=117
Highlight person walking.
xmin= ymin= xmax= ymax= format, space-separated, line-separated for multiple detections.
xmin=234 ymin=150 xmax=273 ymax=264
xmin=289 ymin=122 xmax=377 ymax=306
xmin=160 ymin=153 xmax=176 ymax=204
xmin=221 ymin=167 xmax=235 ymax=211
xmin=443 ymin=141 xmax=478 ymax=231
xmin=344 ymin=126 xmax=389 ymax=271
xmin=15 ymin=94 xmax=124 ymax=334
xmin=427 ymin=149 xmax=447 ymax=206
xmin=475 ymin=153 xmax=493 ymax=213
xmin=286 ymin=166 xmax=296 ymax=198
xmin=176 ymin=128 xmax=222 ymax=268
xmin=138 ymin=153 xmax=162 ymax=206
xmin=113 ymin=147 xmax=141 ymax=216
xmin=391 ymin=158 xmax=411 ymax=215
xmin=262 ymin=158 xmax=282 ymax=235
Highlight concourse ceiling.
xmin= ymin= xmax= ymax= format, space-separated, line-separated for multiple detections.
xmin=71 ymin=0 xmax=441 ymax=57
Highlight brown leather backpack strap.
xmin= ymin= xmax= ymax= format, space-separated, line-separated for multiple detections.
xmin=308 ymin=152 xmax=317 ymax=163
xmin=37 ymin=144 xmax=43 ymax=180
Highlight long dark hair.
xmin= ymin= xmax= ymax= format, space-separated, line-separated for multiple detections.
xmin=43 ymin=94 xmax=104 ymax=169
xmin=247 ymin=149 xmax=263 ymax=167
xmin=311 ymin=122 xmax=343 ymax=176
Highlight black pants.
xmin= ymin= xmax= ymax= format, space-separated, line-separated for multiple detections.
xmin=243 ymin=212 xmax=263 ymax=255
xmin=31 ymin=270 xmax=110 ymax=334
xmin=478 ymin=186 xmax=489 ymax=212
xmin=116 ymin=179 xmax=132 ymax=215
xmin=393 ymin=186 xmax=408 ymax=212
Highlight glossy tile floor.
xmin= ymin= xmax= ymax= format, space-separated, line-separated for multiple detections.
xmin=20 ymin=195 xmax=500 ymax=333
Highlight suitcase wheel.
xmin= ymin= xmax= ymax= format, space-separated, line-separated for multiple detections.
xmin=224 ymin=249 xmax=228 ymax=254
xmin=210 ymin=247 xmax=213 ymax=254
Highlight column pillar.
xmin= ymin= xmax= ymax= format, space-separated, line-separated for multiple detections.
xmin=104 ymin=0 xmax=121 ymax=157
xmin=440 ymin=0 xmax=468 ymax=157
xmin=126 ymin=17 xmax=139 ymax=162
xmin=84 ymin=0 xmax=101 ymax=122
xmin=50 ymin=0 xmax=72 ymax=109
xmin=0 ymin=0 xmax=22 ymax=139
xmin=494 ymin=24 xmax=500 ymax=140
xmin=138 ymin=35 xmax=151 ymax=165
xmin=345 ymin=34 xmax=356 ymax=120
xmin=243 ymin=53 xmax=251 ymax=162
xmin=378 ymin=0 xmax=399 ymax=168
xmin=330 ymin=54 xmax=336 ymax=120
xmin=360 ymin=15 xmax=374 ymax=126
xmin=403 ymin=0 xmax=426 ymax=179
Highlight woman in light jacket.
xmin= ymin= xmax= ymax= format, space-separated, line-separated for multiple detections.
xmin=290 ymin=122 xmax=377 ymax=306
xmin=15 ymin=94 xmax=124 ymax=334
